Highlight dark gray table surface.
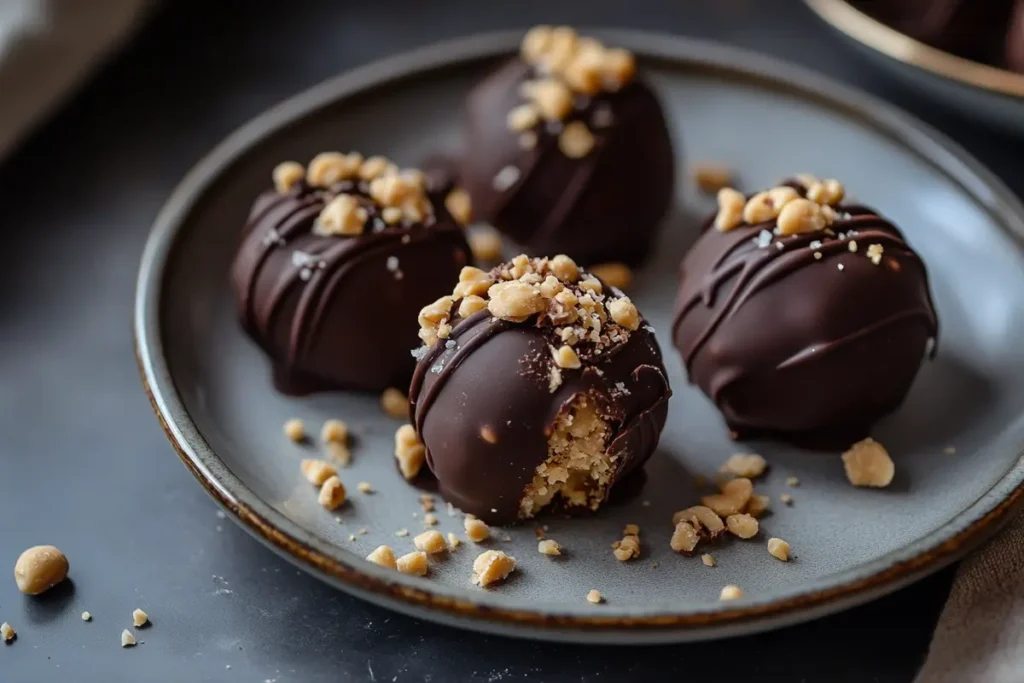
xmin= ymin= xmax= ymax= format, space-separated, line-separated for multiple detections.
xmin=2 ymin=1 xmax=1022 ymax=681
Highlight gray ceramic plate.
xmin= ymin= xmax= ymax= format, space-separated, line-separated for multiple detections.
xmin=135 ymin=30 xmax=1024 ymax=644
xmin=804 ymin=0 xmax=1024 ymax=136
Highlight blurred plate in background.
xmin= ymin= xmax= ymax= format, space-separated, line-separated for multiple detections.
xmin=804 ymin=0 xmax=1024 ymax=135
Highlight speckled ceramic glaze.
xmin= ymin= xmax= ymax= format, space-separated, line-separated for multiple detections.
xmin=135 ymin=31 xmax=1024 ymax=643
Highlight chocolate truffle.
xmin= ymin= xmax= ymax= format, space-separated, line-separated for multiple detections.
xmin=231 ymin=153 xmax=471 ymax=394
xmin=454 ymin=26 xmax=675 ymax=267
xmin=409 ymin=254 xmax=671 ymax=524
xmin=672 ymin=177 xmax=938 ymax=445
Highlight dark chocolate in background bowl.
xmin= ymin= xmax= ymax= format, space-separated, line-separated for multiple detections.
xmin=135 ymin=30 xmax=1024 ymax=644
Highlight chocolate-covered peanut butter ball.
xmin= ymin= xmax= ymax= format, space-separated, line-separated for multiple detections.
xmin=455 ymin=26 xmax=675 ymax=266
xmin=409 ymin=255 xmax=671 ymax=524
xmin=672 ymin=177 xmax=938 ymax=446
xmin=231 ymin=153 xmax=471 ymax=394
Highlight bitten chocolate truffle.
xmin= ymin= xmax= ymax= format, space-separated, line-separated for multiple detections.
xmin=672 ymin=177 xmax=938 ymax=445
xmin=409 ymin=255 xmax=671 ymax=524
xmin=231 ymin=153 xmax=471 ymax=394
xmin=453 ymin=26 xmax=675 ymax=266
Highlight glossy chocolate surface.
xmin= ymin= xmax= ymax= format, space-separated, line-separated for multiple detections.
xmin=230 ymin=181 xmax=470 ymax=393
xmin=672 ymin=192 xmax=938 ymax=446
xmin=455 ymin=57 xmax=675 ymax=266
xmin=409 ymin=305 xmax=670 ymax=525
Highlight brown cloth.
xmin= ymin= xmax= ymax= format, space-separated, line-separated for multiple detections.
xmin=916 ymin=514 xmax=1024 ymax=682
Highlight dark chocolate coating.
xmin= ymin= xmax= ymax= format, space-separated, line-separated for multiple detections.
xmin=230 ymin=182 xmax=471 ymax=394
xmin=456 ymin=58 xmax=675 ymax=267
xmin=409 ymin=311 xmax=670 ymax=525
xmin=672 ymin=197 xmax=938 ymax=446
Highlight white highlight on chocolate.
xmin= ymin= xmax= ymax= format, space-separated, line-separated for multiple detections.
xmin=493 ymin=165 xmax=521 ymax=192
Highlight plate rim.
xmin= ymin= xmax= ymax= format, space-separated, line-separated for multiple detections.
xmin=803 ymin=0 xmax=1024 ymax=99
xmin=134 ymin=29 xmax=1024 ymax=642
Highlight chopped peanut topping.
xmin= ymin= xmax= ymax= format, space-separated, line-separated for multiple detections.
xmin=318 ymin=476 xmax=346 ymax=510
xmin=445 ymin=188 xmax=473 ymax=225
xmin=395 ymin=424 xmax=426 ymax=480
xmin=307 ymin=152 xmax=361 ymax=187
xmin=866 ymin=243 xmax=884 ymax=265
xmin=321 ymin=419 xmax=348 ymax=445
xmin=273 ymin=161 xmax=305 ymax=194
xmin=283 ymin=418 xmax=305 ymax=442
xmin=776 ymin=198 xmax=827 ymax=236
xmin=692 ymin=164 xmax=733 ymax=195
xmin=358 ymin=155 xmax=395 ymax=180
xmin=842 ymin=437 xmax=895 ymax=487
xmin=806 ymin=178 xmax=844 ymax=205
xmin=725 ymin=513 xmax=759 ymax=539
xmin=472 ymin=550 xmax=517 ymax=587
xmin=380 ymin=387 xmax=409 ymax=419
xmin=458 ymin=294 xmax=488 ymax=318
xmin=468 ymin=230 xmax=503 ymax=263
xmin=507 ymin=103 xmax=541 ymax=132
xmin=767 ymin=537 xmax=791 ymax=561
xmin=720 ymin=585 xmax=744 ymax=601
xmin=607 ymin=298 xmax=639 ymax=330
xmin=538 ymin=539 xmax=561 ymax=556
xmin=721 ymin=453 xmax=767 ymax=479
xmin=588 ymin=262 xmax=632 ymax=290
xmin=715 ymin=188 xmax=746 ymax=231
xmin=366 ymin=545 xmax=397 ymax=569
xmin=488 ymin=281 xmax=547 ymax=320
xmin=414 ymin=530 xmax=447 ymax=554
xmin=558 ymin=121 xmax=595 ymax=159
xmin=397 ymin=551 xmax=428 ymax=576
xmin=316 ymin=194 xmax=367 ymax=236
xmin=529 ymin=79 xmax=574 ymax=121
xmin=464 ymin=516 xmax=491 ymax=542
xmin=552 ymin=345 xmax=581 ymax=370
xmin=300 ymin=459 xmax=337 ymax=486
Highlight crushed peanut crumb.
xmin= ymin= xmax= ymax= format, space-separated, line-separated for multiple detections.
xmin=701 ymin=553 xmax=715 ymax=567
xmin=380 ymin=388 xmax=409 ymax=419
xmin=613 ymin=534 xmax=641 ymax=561
xmin=1 ymin=622 xmax=15 ymax=642
xmin=82 ymin=612 xmax=92 ymax=622
xmin=715 ymin=187 xmax=746 ymax=231
xmin=842 ymin=437 xmax=895 ymax=488
xmin=719 ymin=585 xmax=744 ymax=601
xmin=692 ymin=164 xmax=733 ymax=194
xmin=424 ymin=513 xmax=438 ymax=526
xmin=586 ymin=589 xmax=603 ymax=604
xmin=866 ymin=243 xmax=884 ymax=265
xmin=273 ymin=161 xmax=305 ymax=194
xmin=780 ymin=493 xmax=794 ymax=505
xmin=776 ymin=198 xmax=827 ymax=236
xmin=447 ymin=533 xmax=461 ymax=549
xmin=419 ymin=494 xmax=435 ymax=512
xmin=325 ymin=440 xmax=351 ymax=467
xmin=445 ymin=188 xmax=473 ymax=225
xmin=786 ymin=476 xmax=800 ymax=487
xmin=538 ymin=539 xmax=561 ymax=556
xmin=558 ymin=121 xmax=595 ymax=159
xmin=301 ymin=458 xmax=337 ymax=486
xmin=396 ymin=551 xmax=429 ymax=576
xmin=746 ymin=494 xmax=771 ymax=518
xmin=315 ymin=193 xmax=367 ymax=237
xmin=588 ymin=262 xmax=632 ymax=290
xmin=623 ymin=523 xmax=640 ymax=536
xmin=472 ymin=550 xmax=517 ymax=587
xmin=702 ymin=477 xmax=753 ymax=517
xmin=132 ymin=609 xmax=148 ymax=628
xmin=121 ymin=629 xmax=136 ymax=648
xmin=366 ymin=545 xmax=397 ymax=569
xmin=357 ymin=482 xmax=374 ymax=494
xmin=414 ymin=530 xmax=447 ymax=554
xmin=321 ymin=419 xmax=348 ymax=445
xmin=721 ymin=453 xmax=767 ymax=479
xmin=552 ymin=344 xmax=581 ymax=369
xmin=395 ymin=424 xmax=426 ymax=480
xmin=283 ymin=418 xmax=305 ymax=442
xmin=464 ymin=516 xmax=491 ymax=543
xmin=468 ymin=229 xmax=503 ymax=263
xmin=395 ymin=529 xmax=409 ymax=537
xmin=767 ymin=537 xmax=791 ymax=561
xmin=318 ymin=476 xmax=347 ymax=510
xmin=725 ymin=513 xmax=759 ymax=539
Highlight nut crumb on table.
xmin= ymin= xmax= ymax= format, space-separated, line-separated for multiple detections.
xmin=464 ymin=516 xmax=491 ymax=542
xmin=366 ymin=545 xmax=397 ymax=569
xmin=472 ymin=550 xmax=516 ymax=587
xmin=318 ymin=476 xmax=347 ymax=510
xmin=842 ymin=437 xmax=895 ymax=488
xmin=121 ymin=629 xmax=136 ymax=648
xmin=719 ymin=585 xmax=743 ymax=601
xmin=380 ymin=387 xmax=409 ymax=419
xmin=537 ymin=539 xmax=561 ymax=556
xmin=283 ymin=418 xmax=305 ymax=442
xmin=14 ymin=544 xmax=70 ymax=595
xmin=586 ymin=589 xmax=603 ymax=604
xmin=414 ymin=530 xmax=448 ymax=554
xmin=701 ymin=553 xmax=715 ymax=567
xmin=692 ymin=163 xmax=733 ymax=194
xmin=721 ymin=453 xmax=767 ymax=479
xmin=357 ymin=481 xmax=374 ymax=494
xmin=396 ymin=551 xmax=428 ymax=576
xmin=320 ymin=419 xmax=348 ymax=444
xmin=132 ymin=609 xmax=149 ymax=628
xmin=767 ymin=537 xmax=792 ymax=561
xmin=82 ymin=612 xmax=92 ymax=622
xmin=1 ymin=622 xmax=15 ymax=642
xmin=301 ymin=458 xmax=337 ymax=485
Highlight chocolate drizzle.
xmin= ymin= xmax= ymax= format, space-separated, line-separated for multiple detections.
xmin=408 ymin=306 xmax=670 ymax=525
xmin=454 ymin=58 xmax=675 ymax=266
xmin=672 ymin=197 xmax=938 ymax=446
xmin=230 ymin=182 xmax=470 ymax=394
